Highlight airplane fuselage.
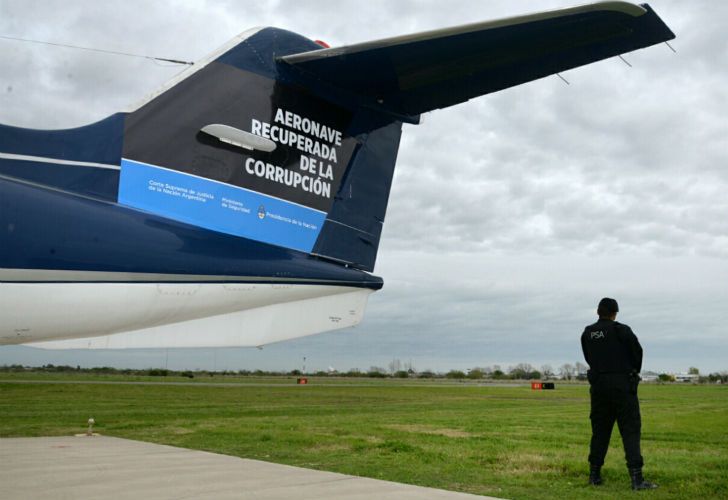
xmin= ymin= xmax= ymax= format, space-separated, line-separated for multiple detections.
xmin=0 ymin=167 xmax=380 ymax=346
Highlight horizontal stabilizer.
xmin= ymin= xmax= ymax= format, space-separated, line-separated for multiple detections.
xmin=280 ymin=2 xmax=675 ymax=118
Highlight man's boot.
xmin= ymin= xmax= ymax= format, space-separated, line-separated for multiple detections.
xmin=629 ymin=468 xmax=658 ymax=490
xmin=588 ymin=465 xmax=602 ymax=485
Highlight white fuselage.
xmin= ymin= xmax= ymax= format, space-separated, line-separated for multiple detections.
xmin=0 ymin=270 xmax=371 ymax=349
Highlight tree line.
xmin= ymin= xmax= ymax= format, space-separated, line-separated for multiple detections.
xmin=3 ymin=363 xmax=726 ymax=383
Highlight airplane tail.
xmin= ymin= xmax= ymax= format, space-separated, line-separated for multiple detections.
xmin=119 ymin=3 xmax=673 ymax=272
xmin=119 ymin=28 xmax=401 ymax=272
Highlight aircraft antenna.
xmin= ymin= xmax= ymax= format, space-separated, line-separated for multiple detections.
xmin=0 ymin=34 xmax=194 ymax=65
xmin=618 ymin=54 xmax=633 ymax=68
xmin=665 ymin=41 xmax=677 ymax=53
xmin=556 ymin=73 xmax=570 ymax=85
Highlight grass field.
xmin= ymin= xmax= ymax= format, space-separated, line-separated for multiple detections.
xmin=1 ymin=373 xmax=726 ymax=499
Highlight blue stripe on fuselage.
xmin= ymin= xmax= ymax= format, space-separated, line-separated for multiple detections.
xmin=0 ymin=175 xmax=381 ymax=289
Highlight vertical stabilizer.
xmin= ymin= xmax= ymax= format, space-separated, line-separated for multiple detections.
xmin=118 ymin=28 xmax=401 ymax=271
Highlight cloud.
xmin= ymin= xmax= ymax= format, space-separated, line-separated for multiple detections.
xmin=1 ymin=0 xmax=726 ymax=372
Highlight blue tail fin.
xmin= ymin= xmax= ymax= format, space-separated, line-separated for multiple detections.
xmin=119 ymin=27 xmax=401 ymax=271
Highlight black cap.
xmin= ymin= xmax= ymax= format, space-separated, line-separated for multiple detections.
xmin=598 ymin=297 xmax=619 ymax=316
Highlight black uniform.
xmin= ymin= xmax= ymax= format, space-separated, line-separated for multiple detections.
xmin=581 ymin=318 xmax=644 ymax=469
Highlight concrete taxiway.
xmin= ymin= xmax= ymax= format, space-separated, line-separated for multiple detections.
xmin=1 ymin=436 xmax=501 ymax=499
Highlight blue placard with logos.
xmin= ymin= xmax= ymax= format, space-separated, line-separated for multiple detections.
xmin=118 ymin=158 xmax=326 ymax=253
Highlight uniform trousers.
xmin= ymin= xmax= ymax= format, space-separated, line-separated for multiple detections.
xmin=588 ymin=373 xmax=644 ymax=469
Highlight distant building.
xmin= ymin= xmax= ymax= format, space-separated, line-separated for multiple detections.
xmin=673 ymin=373 xmax=700 ymax=383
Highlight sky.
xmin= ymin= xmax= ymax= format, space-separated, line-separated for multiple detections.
xmin=1 ymin=0 xmax=726 ymax=374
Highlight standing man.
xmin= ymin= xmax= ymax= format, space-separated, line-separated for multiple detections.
xmin=581 ymin=297 xmax=657 ymax=490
